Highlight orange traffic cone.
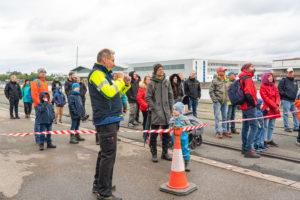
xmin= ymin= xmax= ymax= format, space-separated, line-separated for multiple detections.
xmin=160 ymin=126 xmax=197 ymax=196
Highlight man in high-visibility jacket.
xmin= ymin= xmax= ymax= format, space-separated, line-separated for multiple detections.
xmin=89 ymin=49 xmax=131 ymax=200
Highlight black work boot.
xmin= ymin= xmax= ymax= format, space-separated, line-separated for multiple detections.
xmin=70 ymin=136 xmax=79 ymax=144
xmin=47 ymin=142 xmax=56 ymax=148
xmin=161 ymin=140 xmax=172 ymax=161
xmin=76 ymin=134 xmax=85 ymax=141
xmin=150 ymin=145 xmax=158 ymax=163
xmin=93 ymin=184 xmax=116 ymax=194
xmin=39 ymin=143 xmax=44 ymax=151
xmin=185 ymin=159 xmax=191 ymax=172
xmin=161 ymin=153 xmax=172 ymax=161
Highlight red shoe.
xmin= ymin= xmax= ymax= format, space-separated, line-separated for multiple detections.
xmin=216 ymin=133 xmax=223 ymax=139
xmin=223 ymin=132 xmax=232 ymax=138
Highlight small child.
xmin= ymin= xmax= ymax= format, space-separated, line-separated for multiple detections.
xmin=295 ymin=94 xmax=300 ymax=144
xmin=53 ymin=86 xmax=66 ymax=124
xmin=253 ymin=99 xmax=268 ymax=151
xmin=68 ymin=83 xmax=87 ymax=144
xmin=169 ymin=102 xmax=192 ymax=172
xmin=37 ymin=92 xmax=56 ymax=151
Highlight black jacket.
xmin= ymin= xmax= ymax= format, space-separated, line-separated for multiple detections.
xmin=68 ymin=91 xmax=86 ymax=120
xmin=37 ymin=92 xmax=55 ymax=125
xmin=79 ymin=82 xmax=87 ymax=100
xmin=64 ymin=78 xmax=76 ymax=97
xmin=4 ymin=81 xmax=22 ymax=100
xmin=126 ymin=71 xmax=139 ymax=103
xmin=51 ymin=80 xmax=62 ymax=92
xmin=184 ymin=77 xmax=201 ymax=100
xmin=278 ymin=77 xmax=298 ymax=101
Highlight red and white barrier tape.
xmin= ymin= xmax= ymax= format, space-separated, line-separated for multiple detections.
xmin=0 ymin=110 xmax=299 ymax=137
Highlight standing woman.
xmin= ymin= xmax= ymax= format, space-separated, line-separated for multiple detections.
xmin=137 ymin=75 xmax=151 ymax=130
xmin=21 ymin=79 xmax=32 ymax=118
xmin=260 ymin=72 xmax=281 ymax=147
xmin=169 ymin=74 xmax=184 ymax=103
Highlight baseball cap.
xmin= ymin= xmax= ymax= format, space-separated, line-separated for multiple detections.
xmin=217 ymin=67 xmax=227 ymax=73
xmin=287 ymin=67 xmax=294 ymax=73
xmin=228 ymin=72 xmax=238 ymax=76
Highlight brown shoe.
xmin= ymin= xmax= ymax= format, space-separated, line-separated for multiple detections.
xmin=223 ymin=132 xmax=232 ymax=138
xmin=216 ymin=133 xmax=223 ymax=139
xmin=231 ymin=129 xmax=240 ymax=134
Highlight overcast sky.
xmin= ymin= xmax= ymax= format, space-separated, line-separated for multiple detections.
xmin=0 ymin=0 xmax=300 ymax=74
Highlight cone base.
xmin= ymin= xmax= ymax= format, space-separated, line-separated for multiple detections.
xmin=160 ymin=182 xmax=197 ymax=196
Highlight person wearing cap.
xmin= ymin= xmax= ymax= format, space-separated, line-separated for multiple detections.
xmin=209 ymin=67 xmax=231 ymax=139
xmin=145 ymin=63 xmax=174 ymax=163
xmin=184 ymin=70 xmax=201 ymax=117
xmin=239 ymin=63 xmax=260 ymax=158
xmin=227 ymin=72 xmax=240 ymax=134
xmin=31 ymin=68 xmax=51 ymax=144
xmin=278 ymin=67 xmax=299 ymax=132
xmin=4 ymin=75 xmax=22 ymax=119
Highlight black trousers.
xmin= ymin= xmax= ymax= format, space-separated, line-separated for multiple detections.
xmin=9 ymin=99 xmax=19 ymax=117
xmin=94 ymin=122 xmax=119 ymax=197
xmin=24 ymin=102 xmax=32 ymax=115
xmin=150 ymin=124 xmax=170 ymax=155
xmin=141 ymin=111 xmax=148 ymax=130
xmin=135 ymin=103 xmax=140 ymax=122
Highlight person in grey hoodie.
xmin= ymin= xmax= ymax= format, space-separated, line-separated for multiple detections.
xmin=145 ymin=63 xmax=174 ymax=163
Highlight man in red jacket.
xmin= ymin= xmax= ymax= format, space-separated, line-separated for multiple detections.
xmin=239 ymin=63 xmax=260 ymax=158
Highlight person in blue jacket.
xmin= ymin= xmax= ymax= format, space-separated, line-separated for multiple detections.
xmin=68 ymin=83 xmax=87 ymax=144
xmin=53 ymin=86 xmax=66 ymax=124
xmin=253 ymin=99 xmax=268 ymax=152
xmin=21 ymin=79 xmax=32 ymax=118
xmin=169 ymin=102 xmax=192 ymax=172
xmin=36 ymin=92 xmax=56 ymax=151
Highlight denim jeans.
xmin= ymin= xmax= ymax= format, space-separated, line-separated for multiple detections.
xmin=213 ymin=102 xmax=228 ymax=133
xmin=264 ymin=118 xmax=276 ymax=141
xmin=188 ymin=99 xmax=199 ymax=117
xmin=254 ymin=127 xmax=265 ymax=147
xmin=227 ymin=105 xmax=237 ymax=131
xmin=281 ymin=100 xmax=299 ymax=130
xmin=34 ymin=107 xmax=40 ymax=142
xmin=71 ymin=119 xmax=81 ymax=136
xmin=241 ymin=108 xmax=258 ymax=151
xmin=39 ymin=124 xmax=52 ymax=144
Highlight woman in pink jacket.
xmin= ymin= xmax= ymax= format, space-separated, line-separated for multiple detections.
xmin=260 ymin=72 xmax=281 ymax=147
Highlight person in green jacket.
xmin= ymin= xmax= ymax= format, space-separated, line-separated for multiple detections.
xmin=21 ymin=79 xmax=32 ymax=118
xmin=227 ymin=72 xmax=240 ymax=134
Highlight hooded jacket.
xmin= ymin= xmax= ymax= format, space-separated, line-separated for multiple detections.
xmin=4 ymin=81 xmax=22 ymax=100
xmin=136 ymin=81 xmax=148 ymax=111
xmin=21 ymin=84 xmax=31 ymax=103
xmin=209 ymin=76 xmax=228 ymax=104
xmin=68 ymin=90 xmax=86 ymax=120
xmin=278 ymin=76 xmax=298 ymax=101
xmin=184 ymin=77 xmax=201 ymax=100
xmin=260 ymin=72 xmax=281 ymax=119
xmin=239 ymin=69 xmax=257 ymax=110
xmin=37 ymin=92 xmax=55 ymax=125
xmin=169 ymin=74 xmax=184 ymax=102
xmin=53 ymin=86 xmax=66 ymax=107
xmin=126 ymin=71 xmax=139 ymax=103
xmin=145 ymin=74 xmax=174 ymax=125
xmin=31 ymin=76 xmax=50 ymax=107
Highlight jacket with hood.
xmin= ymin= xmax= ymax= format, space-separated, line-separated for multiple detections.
xmin=37 ymin=92 xmax=55 ymax=125
xmin=21 ymin=84 xmax=31 ymax=103
xmin=295 ymin=97 xmax=300 ymax=121
xmin=64 ymin=78 xmax=76 ymax=97
xmin=184 ymin=77 xmax=201 ymax=100
xmin=126 ymin=71 xmax=139 ymax=103
xmin=5 ymin=81 xmax=22 ymax=100
xmin=137 ymin=81 xmax=148 ymax=111
xmin=239 ymin=69 xmax=257 ymax=110
xmin=51 ymin=79 xmax=62 ymax=92
xmin=209 ymin=76 xmax=228 ymax=104
xmin=260 ymin=72 xmax=281 ymax=119
xmin=256 ymin=99 xmax=264 ymax=128
xmin=53 ymin=86 xmax=66 ymax=107
xmin=145 ymin=74 xmax=174 ymax=126
xmin=169 ymin=74 xmax=184 ymax=102
xmin=31 ymin=76 xmax=50 ymax=107
xmin=278 ymin=76 xmax=298 ymax=102
xmin=68 ymin=90 xmax=86 ymax=120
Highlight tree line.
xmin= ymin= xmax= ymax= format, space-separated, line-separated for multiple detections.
xmin=0 ymin=71 xmax=65 ymax=82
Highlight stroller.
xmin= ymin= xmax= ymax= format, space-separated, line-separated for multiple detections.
xmin=183 ymin=111 xmax=204 ymax=149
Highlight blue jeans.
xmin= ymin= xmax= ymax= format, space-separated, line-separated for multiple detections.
xmin=213 ymin=102 xmax=228 ymax=133
xmin=227 ymin=105 xmax=237 ymax=131
xmin=39 ymin=124 xmax=52 ymax=144
xmin=71 ymin=119 xmax=80 ymax=136
xmin=34 ymin=107 xmax=40 ymax=142
xmin=264 ymin=118 xmax=276 ymax=141
xmin=188 ymin=99 xmax=199 ymax=118
xmin=281 ymin=100 xmax=299 ymax=130
xmin=241 ymin=108 xmax=258 ymax=151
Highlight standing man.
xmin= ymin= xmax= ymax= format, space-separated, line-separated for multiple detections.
xmin=64 ymin=72 xmax=76 ymax=98
xmin=4 ymin=75 xmax=22 ymax=119
xmin=184 ymin=70 xmax=201 ymax=117
xmin=145 ymin=63 xmax=174 ymax=163
xmin=227 ymin=72 xmax=240 ymax=134
xmin=278 ymin=67 xmax=299 ymax=132
xmin=239 ymin=63 xmax=260 ymax=158
xmin=31 ymin=68 xmax=51 ymax=144
xmin=76 ymin=76 xmax=87 ymax=109
xmin=126 ymin=71 xmax=139 ymax=128
xmin=89 ymin=49 xmax=131 ymax=200
xmin=209 ymin=67 xmax=231 ymax=139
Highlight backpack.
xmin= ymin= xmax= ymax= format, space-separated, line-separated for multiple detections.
xmin=228 ymin=76 xmax=250 ymax=105
xmin=26 ymin=79 xmax=41 ymax=103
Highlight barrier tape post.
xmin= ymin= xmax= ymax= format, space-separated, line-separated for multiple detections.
xmin=160 ymin=126 xmax=197 ymax=196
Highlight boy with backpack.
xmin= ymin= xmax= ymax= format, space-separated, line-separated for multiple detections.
xmin=36 ymin=92 xmax=56 ymax=151
xmin=53 ymin=86 xmax=66 ymax=124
